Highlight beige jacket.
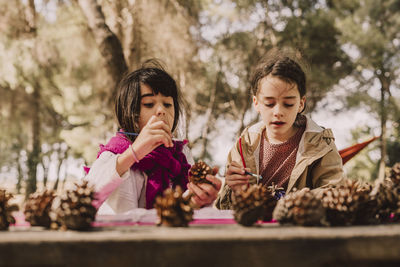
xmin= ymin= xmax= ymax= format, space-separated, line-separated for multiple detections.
xmin=215 ymin=116 xmax=345 ymax=209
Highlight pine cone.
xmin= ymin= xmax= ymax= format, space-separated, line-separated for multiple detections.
xmin=353 ymin=181 xmax=378 ymax=225
xmin=389 ymin=162 xmax=400 ymax=187
xmin=263 ymin=183 xmax=285 ymax=221
xmin=232 ymin=184 xmax=269 ymax=226
xmin=154 ymin=186 xmax=193 ymax=227
xmin=188 ymin=161 xmax=213 ymax=185
xmin=392 ymin=199 xmax=400 ymax=222
xmin=24 ymin=190 xmax=55 ymax=228
xmin=321 ymin=179 xmax=375 ymax=226
xmin=273 ymin=188 xmax=325 ymax=226
xmin=0 ymin=189 xmax=19 ymax=231
xmin=371 ymin=179 xmax=399 ymax=223
xmin=53 ymin=181 xmax=97 ymax=230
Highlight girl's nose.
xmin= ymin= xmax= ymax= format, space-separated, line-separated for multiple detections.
xmin=273 ymin=105 xmax=283 ymax=117
xmin=156 ymin=104 xmax=166 ymax=116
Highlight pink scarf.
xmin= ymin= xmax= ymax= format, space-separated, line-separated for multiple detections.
xmin=89 ymin=132 xmax=190 ymax=209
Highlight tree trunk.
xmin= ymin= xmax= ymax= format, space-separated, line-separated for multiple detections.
xmin=42 ymin=155 xmax=50 ymax=188
xmin=77 ymin=0 xmax=128 ymax=102
xmin=53 ymin=145 xmax=68 ymax=191
xmin=378 ymin=75 xmax=389 ymax=180
xmin=26 ymin=86 xmax=41 ymax=198
xmin=199 ymin=71 xmax=219 ymax=160
xmin=60 ymin=158 xmax=69 ymax=191
xmin=16 ymin=151 xmax=23 ymax=194
xmin=25 ymin=0 xmax=41 ymax=198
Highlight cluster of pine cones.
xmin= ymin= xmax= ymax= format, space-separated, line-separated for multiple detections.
xmin=232 ymin=163 xmax=400 ymax=227
xmin=271 ymin=163 xmax=400 ymax=226
xmin=23 ymin=181 xmax=97 ymax=230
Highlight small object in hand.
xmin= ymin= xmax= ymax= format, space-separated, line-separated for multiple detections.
xmin=0 ymin=189 xmax=19 ymax=231
xmin=118 ymin=131 xmax=139 ymax=136
xmin=188 ymin=161 xmax=214 ymax=185
xmin=244 ymin=170 xmax=263 ymax=184
xmin=24 ymin=189 xmax=55 ymax=228
xmin=52 ymin=181 xmax=97 ymax=231
xmin=154 ymin=186 xmax=193 ymax=227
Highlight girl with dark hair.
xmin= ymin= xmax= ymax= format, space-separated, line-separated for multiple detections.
xmin=86 ymin=63 xmax=221 ymax=214
xmin=215 ymin=48 xmax=344 ymax=210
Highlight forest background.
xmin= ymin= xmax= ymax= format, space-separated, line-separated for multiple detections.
xmin=0 ymin=0 xmax=399 ymax=198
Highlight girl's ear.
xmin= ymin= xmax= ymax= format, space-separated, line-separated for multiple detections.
xmin=298 ymin=96 xmax=306 ymax=113
xmin=253 ymin=95 xmax=260 ymax=112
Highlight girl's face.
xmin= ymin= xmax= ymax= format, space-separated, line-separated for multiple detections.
xmin=138 ymin=83 xmax=175 ymax=131
xmin=253 ymin=75 xmax=305 ymax=143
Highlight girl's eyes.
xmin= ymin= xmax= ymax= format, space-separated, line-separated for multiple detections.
xmin=264 ymin=103 xmax=294 ymax=108
xmin=142 ymin=102 xmax=173 ymax=108
xmin=143 ymin=103 xmax=154 ymax=108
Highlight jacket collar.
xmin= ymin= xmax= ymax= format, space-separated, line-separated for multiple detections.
xmin=243 ymin=115 xmax=334 ymax=168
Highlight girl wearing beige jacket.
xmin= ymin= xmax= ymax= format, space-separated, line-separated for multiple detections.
xmin=215 ymin=49 xmax=345 ymax=210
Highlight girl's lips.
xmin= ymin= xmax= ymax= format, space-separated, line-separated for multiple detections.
xmin=271 ymin=121 xmax=285 ymax=127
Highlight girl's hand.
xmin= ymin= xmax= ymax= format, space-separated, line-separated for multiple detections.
xmin=132 ymin=115 xmax=174 ymax=160
xmin=225 ymin=161 xmax=251 ymax=192
xmin=188 ymin=167 xmax=222 ymax=208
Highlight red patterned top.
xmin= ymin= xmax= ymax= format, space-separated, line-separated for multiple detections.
xmin=259 ymin=125 xmax=306 ymax=190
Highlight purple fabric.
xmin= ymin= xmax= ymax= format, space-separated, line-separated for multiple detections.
xmin=96 ymin=132 xmax=190 ymax=209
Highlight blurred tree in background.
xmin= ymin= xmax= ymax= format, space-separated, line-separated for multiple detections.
xmin=0 ymin=0 xmax=399 ymax=194
xmin=329 ymin=0 xmax=400 ymax=180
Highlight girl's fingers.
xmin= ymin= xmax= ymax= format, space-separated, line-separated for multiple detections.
xmin=228 ymin=180 xmax=248 ymax=187
xmin=188 ymin=183 xmax=209 ymax=201
xmin=211 ymin=167 xmax=219 ymax=176
xmin=226 ymin=167 xmax=245 ymax=176
xmin=148 ymin=120 xmax=172 ymax=136
xmin=149 ymin=128 xmax=172 ymax=140
xmin=226 ymin=174 xmax=250 ymax=181
xmin=147 ymin=123 xmax=173 ymax=147
xmin=145 ymin=115 xmax=158 ymax=126
xmin=229 ymin=161 xmax=242 ymax=168
xmin=205 ymin=175 xmax=222 ymax=190
xmin=152 ymin=137 xmax=171 ymax=148
xmin=197 ymin=183 xmax=218 ymax=199
xmin=147 ymin=129 xmax=173 ymax=147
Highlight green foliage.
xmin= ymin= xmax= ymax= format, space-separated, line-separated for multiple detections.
xmin=331 ymin=0 xmax=400 ymax=176
xmin=387 ymin=139 xmax=400 ymax=167
xmin=278 ymin=9 xmax=352 ymax=111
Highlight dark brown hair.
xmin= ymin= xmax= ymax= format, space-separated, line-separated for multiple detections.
xmin=115 ymin=62 xmax=182 ymax=141
xmin=250 ymin=48 xmax=307 ymax=98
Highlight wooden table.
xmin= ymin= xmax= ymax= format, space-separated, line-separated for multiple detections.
xmin=1 ymin=223 xmax=400 ymax=267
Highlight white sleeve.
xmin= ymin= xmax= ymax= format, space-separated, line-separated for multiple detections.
xmin=85 ymin=151 xmax=146 ymax=215
xmin=182 ymin=144 xmax=194 ymax=165
xmin=85 ymin=151 xmax=129 ymax=191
